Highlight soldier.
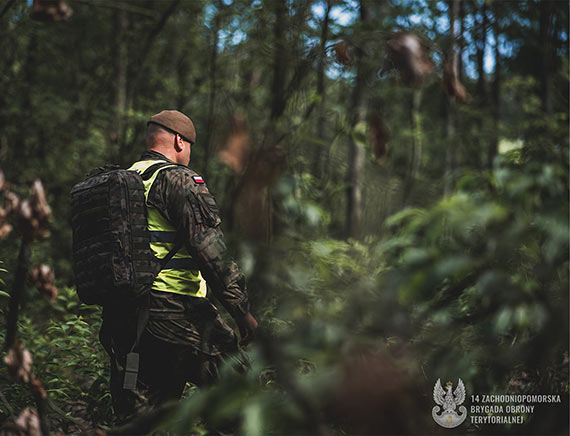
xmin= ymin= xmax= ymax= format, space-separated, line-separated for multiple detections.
xmin=100 ymin=110 xmax=258 ymax=424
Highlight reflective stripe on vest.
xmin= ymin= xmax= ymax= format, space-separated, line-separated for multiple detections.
xmin=129 ymin=160 xmax=207 ymax=298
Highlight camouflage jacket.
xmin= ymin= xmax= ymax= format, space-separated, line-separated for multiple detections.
xmin=133 ymin=150 xmax=248 ymax=355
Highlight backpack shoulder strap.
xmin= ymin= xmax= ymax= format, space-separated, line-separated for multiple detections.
xmin=137 ymin=160 xmax=188 ymax=270
xmin=140 ymin=161 xmax=187 ymax=181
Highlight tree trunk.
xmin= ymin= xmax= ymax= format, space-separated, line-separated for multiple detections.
xmin=345 ymin=1 xmax=369 ymax=239
xmin=113 ymin=8 xmax=128 ymax=164
xmin=539 ymin=1 xmax=554 ymax=115
xmin=20 ymin=30 xmax=38 ymax=162
xmin=444 ymin=0 xmax=457 ymax=197
xmin=125 ymin=0 xmax=182 ymax=112
xmin=458 ymin=0 xmax=465 ymax=84
xmin=403 ymin=89 xmax=422 ymax=205
xmin=488 ymin=16 xmax=501 ymax=169
xmin=346 ymin=117 xmax=366 ymax=239
xmin=203 ymin=8 xmax=221 ymax=179
xmin=270 ymin=0 xmax=287 ymax=121
xmin=121 ymin=1 xmax=181 ymax=165
xmin=5 ymin=238 xmax=30 ymax=351
xmin=475 ymin=1 xmax=487 ymax=105
xmin=444 ymin=102 xmax=456 ymax=197
xmin=312 ymin=0 xmax=331 ymax=179
xmin=0 ymin=0 xmax=17 ymax=19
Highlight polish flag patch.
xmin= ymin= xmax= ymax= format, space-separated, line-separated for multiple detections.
xmin=192 ymin=175 xmax=205 ymax=184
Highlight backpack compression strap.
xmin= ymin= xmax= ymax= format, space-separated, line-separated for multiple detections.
xmin=139 ymin=160 xmax=190 ymax=271
xmin=131 ymin=161 xmax=192 ymax=350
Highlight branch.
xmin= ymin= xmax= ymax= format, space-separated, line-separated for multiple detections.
xmin=105 ymin=402 xmax=175 ymax=435
xmin=124 ymin=0 xmax=182 ymax=153
xmin=128 ymin=0 xmax=182 ymax=95
xmin=0 ymin=390 xmax=14 ymax=417
xmin=257 ymin=330 xmax=329 ymax=436
xmin=282 ymin=51 xmax=315 ymax=107
xmin=5 ymin=343 xmax=51 ymax=435
xmin=4 ymin=237 xmax=30 ymax=351
xmin=72 ymin=0 xmax=156 ymax=17
xmin=48 ymin=398 xmax=91 ymax=432
xmin=429 ymin=265 xmax=486 ymax=309
xmin=0 ymin=0 xmax=16 ymax=19
xmin=31 ymin=378 xmax=50 ymax=436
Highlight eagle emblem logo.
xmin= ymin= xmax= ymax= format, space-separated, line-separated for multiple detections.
xmin=432 ymin=378 xmax=467 ymax=428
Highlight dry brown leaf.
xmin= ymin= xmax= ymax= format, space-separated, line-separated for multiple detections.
xmin=385 ymin=32 xmax=434 ymax=87
xmin=334 ymin=41 xmax=352 ymax=65
xmin=29 ymin=264 xmax=58 ymax=303
xmin=0 ymin=223 xmax=13 ymax=239
xmin=0 ymin=181 xmax=18 ymax=240
xmin=5 ymin=191 xmax=20 ymax=214
xmin=18 ymin=180 xmax=51 ymax=241
xmin=1 ymin=408 xmax=41 ymax=436
xmin=443 ymin=50 xmax=469 ymax=103
xmin=31 ymin=0 xmax=72 ymax=22
xmin=5 ymin=343 xmax=33 ymax=384
xmin=218 ymin=114 xmax=251 ymax=174
xmin=368 ymin=113 xmax=390 ymax=160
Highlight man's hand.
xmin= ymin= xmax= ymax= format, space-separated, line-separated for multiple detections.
xmin=236 ymin=312 xmax=258 ymax=346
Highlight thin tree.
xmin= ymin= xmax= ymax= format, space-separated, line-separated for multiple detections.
xmin=113 ymin=8 xmax=128 ymax=163
xmin=443 ymin=0 xmax=457 ymax=197
xmin=488 ymin=5 xmax=502 ymax=169
xmin=475 ymin=0 xmax=488 ymax=105
xmin=458 ymin=0 xmax=465 ymax=84
xmin=270 ymin=0 xmax=287 ymax=121
xmin=539 ymin=1 xmax=555 ymax=115
xmin=312 ymin=0 xmax=332 ymax=180
xmin=345 ymin=0 xmax=369 ymax=239
xmin=203 ymin=0 xmax=223 ymax=179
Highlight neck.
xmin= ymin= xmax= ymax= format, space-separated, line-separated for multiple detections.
xmin=148 ymin=145 xmax=177 ymax=162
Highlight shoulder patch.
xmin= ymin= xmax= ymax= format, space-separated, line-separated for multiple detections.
xmin=192 ymin=175 xmax=205 ymax=184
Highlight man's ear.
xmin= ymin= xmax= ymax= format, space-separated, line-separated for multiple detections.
xmin=174 ymin=134 xmax=184 ymax=152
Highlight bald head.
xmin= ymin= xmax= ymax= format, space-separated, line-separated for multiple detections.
xmin=146 ymin=123 xmax=174 ymax=148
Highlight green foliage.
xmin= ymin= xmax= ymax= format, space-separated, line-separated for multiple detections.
xmin=0 ymin=262 xmax=8 ymax=298
xmin=382 ymin=150 xmax=568 ymax=381
xmin=156 ymin=149 xmax=568 ymax=434
xmin=0 ymin=287 xmax=110 ymax=431
xmin=0 ymin=0 xmax=567 ymax=434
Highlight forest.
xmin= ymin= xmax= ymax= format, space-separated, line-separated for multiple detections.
xmin=0 ymin=0 xmax=568 ymax=434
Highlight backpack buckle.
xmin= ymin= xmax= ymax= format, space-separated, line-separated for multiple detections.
xmin=122 ymin=352 xmax=139 ymax=390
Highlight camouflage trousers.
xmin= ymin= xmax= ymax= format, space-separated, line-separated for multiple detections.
xmin=109 ymin=331 xmax=224 ymax=425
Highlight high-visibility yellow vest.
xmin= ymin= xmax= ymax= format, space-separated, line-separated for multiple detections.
xmin=129 ymin=160 xmax=207 ymax=298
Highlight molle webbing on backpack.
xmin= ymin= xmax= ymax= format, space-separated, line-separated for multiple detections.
xmin=129 ymin=160 xmax=207 ymax=298
xmin=71 ymin=170 xmax=156 ymax=305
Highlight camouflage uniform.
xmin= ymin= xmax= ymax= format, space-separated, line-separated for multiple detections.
xmin=102 ymin=150 xmax=250 ymax=424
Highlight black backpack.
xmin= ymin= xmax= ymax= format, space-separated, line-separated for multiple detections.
xmin=70 ymin=163 xmax=179 ymax=306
